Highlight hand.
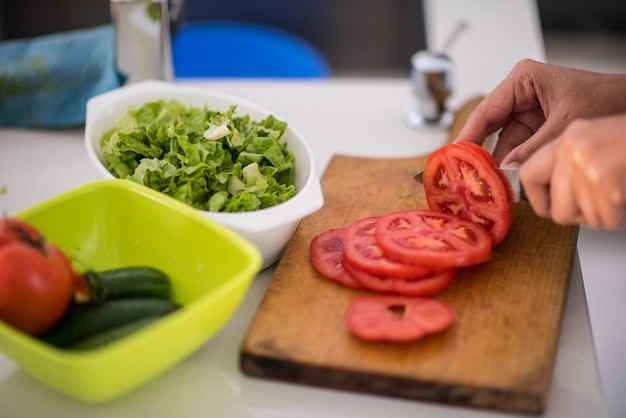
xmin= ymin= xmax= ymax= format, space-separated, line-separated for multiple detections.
xmin=454 ymin=59 xmax=626 ymax=165
xmin=520 ymin=115 xmax=626 ymax=229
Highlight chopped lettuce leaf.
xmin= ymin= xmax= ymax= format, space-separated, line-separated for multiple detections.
xmin=203 ymin=121 xmax=231 ymax=141
xmin=100 ymin=99 xmax=295 ymax=212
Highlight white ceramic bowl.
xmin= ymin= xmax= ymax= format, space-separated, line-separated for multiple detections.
xmin=85 ymin=80 xmax=324 ymax=268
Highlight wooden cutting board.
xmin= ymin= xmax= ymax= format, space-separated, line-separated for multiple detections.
xmin=239 ymin=100 xmax=579 ymax=415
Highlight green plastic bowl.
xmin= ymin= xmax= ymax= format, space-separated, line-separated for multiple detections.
xmin=0 ymin=179 xmax=262 ymax=402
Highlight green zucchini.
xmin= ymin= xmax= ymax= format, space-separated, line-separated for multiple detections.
xmin=39 ymin=298 xmax=180 ymax=348
xmin=71 ymin=315 xmax=162 ymax=350
xmin=82 ymin=266 xmax=172 ymax=302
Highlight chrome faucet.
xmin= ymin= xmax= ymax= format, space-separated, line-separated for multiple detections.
xmin=110 ymin=0 xmax=185 ymax=84
xmin=407 ymin=50 xmax=453 ymax=127
xmin=405 ymin=20 xmax=468 ymax=130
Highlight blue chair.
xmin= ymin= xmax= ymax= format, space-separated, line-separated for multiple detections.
xmin=172 ymin=21 xmax=331 ymax=78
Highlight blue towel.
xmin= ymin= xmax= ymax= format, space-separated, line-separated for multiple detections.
xmin=0 ymin=25 xmax=123 ymax=128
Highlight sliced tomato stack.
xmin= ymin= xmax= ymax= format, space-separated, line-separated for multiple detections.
xmin=310 ymin=218 xmax=458 ymax=342
xmin=309 ymin=142 xmax=514 ymax=343
xmin=342 ymin=216 xmax=441 ymax=280
xmin=422 ymin=141 xmax=514 ymax=246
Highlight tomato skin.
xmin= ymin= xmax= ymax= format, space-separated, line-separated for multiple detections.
xmin=375 ymin=210 xmax=492 ymax=269
xmin=310 ymin=228 xmax=365 ymax=290
xmin=342 ymin=257 xmax=456 ymax=297
xmin=423 ymin=142 xmax=513 ymax=246
xmin=0 ymin=217 xmax=42 ymax=249
xmin=345 ymin=294 xmax=455 ymax=342
xmin=0 ymin=240 xmax=74 ymax=335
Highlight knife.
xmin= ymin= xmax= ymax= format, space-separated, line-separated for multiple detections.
xmin=413 ymin=164 xmax=527 ymax=203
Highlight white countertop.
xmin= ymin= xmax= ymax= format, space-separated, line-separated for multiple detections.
xmin=0 ymin=78 xmax=613 ymax=418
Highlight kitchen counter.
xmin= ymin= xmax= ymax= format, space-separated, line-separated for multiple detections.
xmin=0 ymin=78 xmax=611 ymax=418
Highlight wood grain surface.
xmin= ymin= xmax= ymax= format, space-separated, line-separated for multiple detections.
xmin=239 ymin=99 xmax=579 ymax=415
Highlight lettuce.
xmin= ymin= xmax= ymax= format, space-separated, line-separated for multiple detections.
xmin=100 ymin=99 xmax=295 ymax=212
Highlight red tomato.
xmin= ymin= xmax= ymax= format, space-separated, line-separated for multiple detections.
xmin=375 ymin=210 xmax=492 ymax=269
xmin=454 ymin=141 xmax=516 ymax=206
xmin=310 ymin=228 xmax=365 ymax=290
xmin=0 ymin=239 xmax=74 ymax=335
xmin=0 ymin=217 xmax=42 ymax=248
xmin=454 ymin=140 xmax=499 ymax=166
xmin=422 ymin=142 xmax=513 ymax=246
xmin=345 ymin=294 xmax=455 ymax=342
xmin=342 ymin=257 xmax=455 ymax=297
xmin=342 ymin=217 xmax=437 ymax=278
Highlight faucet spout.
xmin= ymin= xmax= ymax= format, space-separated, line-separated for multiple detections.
xmin=110 ymin=0 xmax=177 ymax=84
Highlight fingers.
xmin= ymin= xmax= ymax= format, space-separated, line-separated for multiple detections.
xmin=454 ymin=60 xmax=540 ymax=145
xmin=594 ymin=165 xmax=626 ymax=229
xmin=499 ymin=116 xmax=565 ymax=166
xmin=566 ymin=118 xmax=626 ymax=229
xmin=453 ymin=88 xmax=515 ymax=147
xmin=492 ymin=118 xmax=535 ymax=162
xmin=521 ymin=136 xmax=588 ymax=226
xmin=521 ymin=117 xmax=626 ymax=229
xmin=519 ymin=140 xmax=556 ymax=219
xmin=454 ymin=59 xmax=548 ymax=158
xmin=549 ymin=136 xmax=585 ymax=225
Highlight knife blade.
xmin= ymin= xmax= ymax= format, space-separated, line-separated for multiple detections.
xmin=413 ymin=164 xmax=527 ymax=203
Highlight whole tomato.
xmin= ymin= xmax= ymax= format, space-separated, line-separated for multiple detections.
xmin=0 ymin=221 xmax=74 ymax=335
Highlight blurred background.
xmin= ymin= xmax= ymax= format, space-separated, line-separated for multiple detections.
xmin=0 ymin=0 xmax=624 ymax=76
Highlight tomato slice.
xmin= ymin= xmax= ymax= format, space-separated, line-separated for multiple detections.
xmin=310 ymin=228 xmax=365 ymax=290
xmin=342 ymin=217 xmax=437 ymax=278
xmin=375 ymin=209 xmax=492 ymax=269
xmin=345 ymin=294 xmax=455 ymax=342
xmin=422 ymin=142 xmax=513 ymax=246
xmin=343 ymin=256 xmax=455 ymax=297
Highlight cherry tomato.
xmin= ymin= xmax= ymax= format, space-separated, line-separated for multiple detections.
xmin=0 ymin=232 xmax=74 ymax=335
xmin=342 ymin=257 xmax=455 ymax=297
xmin=345 ymin=294 xmax=455 ymax=342
xmin=0 ymin=217 xmax=42 ymax=248
xmin=375 ymin=210 xmax=492 ymax=269
xmin=422 ymin=142 xmax=513 ymax=246
xmin=342 ymin=217 xmax=437 ymax=278
xmin=310 ymin=228 xmax=365 ymax=289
